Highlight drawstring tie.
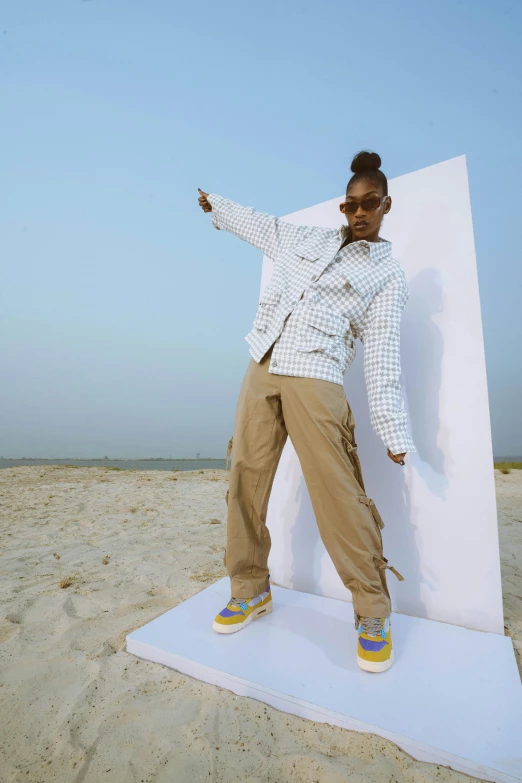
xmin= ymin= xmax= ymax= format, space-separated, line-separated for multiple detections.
xmin=358 ymin=494 xmax=385 ymax=529
xmin=373 ymin=553 xmax=404 ymax=582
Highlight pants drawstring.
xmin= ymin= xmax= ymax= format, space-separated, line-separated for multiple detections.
xmin=374 ymin=553 xmax=404 ymax=581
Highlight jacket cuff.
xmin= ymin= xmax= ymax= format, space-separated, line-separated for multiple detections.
xmin=206 ymin=193 xmax=229 ymax=231
xmin=385 ymin=432 xmax=417 ymax=456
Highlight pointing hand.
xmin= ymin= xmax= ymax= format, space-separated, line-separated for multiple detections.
xmin=198 ymin=188 xmax=212 ymax=213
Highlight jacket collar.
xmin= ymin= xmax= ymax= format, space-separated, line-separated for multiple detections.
xmin=294 ymin=227 xmax=392 ymax=265
xmin=338 ymin=225 xmax=392 ymax=264
xmin=336 ymin=233 xmax=394 ymax=296
xmin=350 ymin=236 xmax=392 ymax=264
xmin=293 ymin=228 xmax=394 ymax=298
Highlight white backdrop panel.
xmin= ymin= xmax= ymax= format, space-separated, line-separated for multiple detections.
xmin=258 ymin=154 xmax=503 ymax=634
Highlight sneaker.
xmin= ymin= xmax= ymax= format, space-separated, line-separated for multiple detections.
xmin=213 ymin=576 xmax=272 ymax=634
xmin=355 ymin=612 xmax=394 ymax=672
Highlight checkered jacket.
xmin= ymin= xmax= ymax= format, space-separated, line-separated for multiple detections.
xmin=207 ymin=193 xmax=416 ymax=455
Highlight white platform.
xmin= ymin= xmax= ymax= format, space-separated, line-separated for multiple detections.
xmin=126 ymin=578 xmax=522 ymax=783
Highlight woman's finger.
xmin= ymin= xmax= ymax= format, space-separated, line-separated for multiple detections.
xmin=388 ymin=449 xmax=406 ymax=465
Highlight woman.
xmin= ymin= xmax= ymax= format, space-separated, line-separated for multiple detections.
xmin=198 ymin=150 xmax=416 ymax=673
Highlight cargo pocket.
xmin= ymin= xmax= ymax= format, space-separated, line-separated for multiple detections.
xmin=357 ymin=494 xmax=385 ymax=529
xmin=296 ymin=307 xmax=348 ymax=366
xmin=253 ymin=288 xmax=282 ymax=332
xmin=340 ymin=399 xmax=366 ymax=490
xmin=358 ymin=495 xmax=404 ymax=582
xmin=358 ymin=494 xmax=385 ymax=540
xmin=223 ymin=486 xmax=229 ymax=567
xmin=340 ymin=435 xmax=366 ymax=492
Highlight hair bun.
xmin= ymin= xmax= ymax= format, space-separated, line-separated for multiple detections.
xmin=350 ymin=150 xmax=381 ymax=174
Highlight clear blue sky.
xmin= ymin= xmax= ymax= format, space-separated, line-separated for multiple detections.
xmin=1 ymin=0 xmax=521 ymax=458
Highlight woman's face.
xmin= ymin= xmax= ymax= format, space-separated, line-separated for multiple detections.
xmin=344 ymin=179 xmax=391 ymax=242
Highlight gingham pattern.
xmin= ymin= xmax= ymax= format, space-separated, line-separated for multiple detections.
xmin=207 ymin=193 xmax=416 ymax=455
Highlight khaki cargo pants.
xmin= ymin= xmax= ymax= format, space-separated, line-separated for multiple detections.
xmin=224 ymin=344 xmax=404 ymax=619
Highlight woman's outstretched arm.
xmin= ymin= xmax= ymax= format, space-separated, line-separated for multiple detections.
xmin=198 ymin=188 xmax=311 ymax=260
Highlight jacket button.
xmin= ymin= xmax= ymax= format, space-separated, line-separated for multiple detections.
xmin=272 ymin=360 xmax=278 ymax=367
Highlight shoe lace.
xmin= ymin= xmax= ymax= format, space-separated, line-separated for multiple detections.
xmin=229 ymin=597 xmax=250 ymax=612
xmin=356 ymin=614 xmax=387 ymax=639
xmin=229 ymin=575 xmax=270 ymax=611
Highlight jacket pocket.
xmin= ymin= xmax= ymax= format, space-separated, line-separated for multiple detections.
xmin=296 ymin=307 xmax=348 ymax=364
xmin=300 ymin=307 xmax=344 ymax=335
xmin=343 ymin=329 xmax=356 ymax=359
xmin=253 ymin=287 xmax=282 ymax=332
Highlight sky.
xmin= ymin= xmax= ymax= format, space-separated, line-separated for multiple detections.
xmin=1 ymin=0 xmax=521 ymax=459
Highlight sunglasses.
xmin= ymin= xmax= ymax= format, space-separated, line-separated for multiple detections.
xmin=339 ymin=195 xmax=387 ymax=214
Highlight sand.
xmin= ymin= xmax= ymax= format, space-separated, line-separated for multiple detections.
xmin=0 ymin=465 xmax=520 ymax=783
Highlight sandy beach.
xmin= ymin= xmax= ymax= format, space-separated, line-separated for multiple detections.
xmin=0 ymin=465 xmax=520 ymax=783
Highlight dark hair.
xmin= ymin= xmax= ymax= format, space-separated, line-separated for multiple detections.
xmin=346 ymin=150 xmax=388 ymax=196
xmin=340 ymin=150 xmax=388 ymax=243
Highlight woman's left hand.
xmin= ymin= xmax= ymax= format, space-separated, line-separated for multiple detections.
xmin=388 ymin=449 xmax=406 ymax=466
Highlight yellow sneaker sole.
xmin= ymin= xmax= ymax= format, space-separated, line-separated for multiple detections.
xmin=212 ymin=599 xmax=272 ymax=634
xmin=357 ymin=647 xmax=394 ymax=672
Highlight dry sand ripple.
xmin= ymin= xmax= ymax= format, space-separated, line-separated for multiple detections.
xmin=0 ymin=465 xmax=520 ymax=783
